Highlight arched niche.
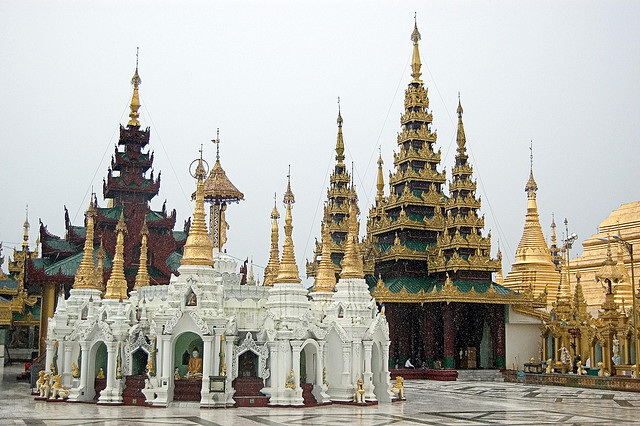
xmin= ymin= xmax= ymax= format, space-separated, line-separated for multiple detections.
xmin=173 ymin=331 xmax=203 ymax=378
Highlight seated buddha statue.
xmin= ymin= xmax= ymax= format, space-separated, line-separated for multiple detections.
xmin=187 ymin=349 xmax=203 ymax=378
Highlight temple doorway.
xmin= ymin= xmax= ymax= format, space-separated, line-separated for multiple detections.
xmin=300 ymin=341 xmax=321 ymax=405
xmin=173 ymin=332 xmax=203 ymax=402
xmin=91 ymin=342 xmax=107 ymax=401
xmin=131 ymin=348 xmax=148 ymax=376
xmin=238 ymin=351 xmax=258 ymax=378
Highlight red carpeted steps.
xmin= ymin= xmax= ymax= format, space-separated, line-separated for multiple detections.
xmin=301 ymin=383 xmax=317 ymax=405
xmin=122 ymin=375 xmax=146 ymax=405
xmin=173 ymin=378 xmax=203 ymax=402
xmin=233 ymin=376 xmax=269 ymax=407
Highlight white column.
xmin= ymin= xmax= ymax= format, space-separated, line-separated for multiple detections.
xmin=315 ymin=341 xmax=324 ymax=387
xmin=160 ymin=335 xmax=172 ymax=379
xmin=291 ymin=340 xmax=303 ymax=388
xmin=99 ymin=341 xmax=117 ymax=403
xmin=78 ymin=341 xmax=90 ymax=391
xmin=62 ymin=341 xmax=74 ymax=387
xmin=200 ymin=335 xmax=214 ymax=395
xmin=341 ymin=343 xmax=351 ymax=385
xmin=362 ymin=341 xmax=375 ymax=400
xmin=224 ymin=336 xmax=236 ymax=401
xmin=44 ymin=340 xmax=54 ymax=373
xmin=212 ymin=331 xmax=221 ymax=376
xmin=381 ymin=342 xmax=390 ymax=376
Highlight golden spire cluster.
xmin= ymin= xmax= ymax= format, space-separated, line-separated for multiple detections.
xmin=312 ymin=210 xmax=337 ymax=291
xmin=73 ymin=200 xmax=104 ymax=290
xmin=127 ymin=48 xmax=142 ymax=127
xmin=104 ymin=212 xmax=128 ymax=299
xmin=134 ymin=220 xmax=150 ymax=290
xmin=263 ymin=194 xmax=281 ymax=286
xmin=275 ymin=171 xmax=301 ymax=283
xmin=181 ymin=149 xmax=214 ymax=266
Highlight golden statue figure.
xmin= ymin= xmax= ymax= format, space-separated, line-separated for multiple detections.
xmin=285 ymin=369 xmax=296 ymax=389
xmin=354 ymin=378 xmax=365 ymax=403
xmin=220 ymin=204 xmax=229 ymax=249
xmin=71 ymin=363 xmax=80 ymax=378
xmin=96 ymin=368 xmax=105 ymax=379
xmin=187 ymin=348 xmax=203 ymax=378
xmin=51 ymin=375 xmax=69 ymax=400
xmin=392 ymin=376 xmax=405 ymax=400
xmin=545 ymin=359 xmax=553 ymax=374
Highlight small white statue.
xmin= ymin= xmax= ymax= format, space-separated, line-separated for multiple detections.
xmin=545 ymin=359 xmax=554 ymax=374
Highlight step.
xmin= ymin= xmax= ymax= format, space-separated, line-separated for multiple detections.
xmin=456 ymin=369 xmax=504 ymax=382
xmin=301 ymin=383 xmax=317 ymax=406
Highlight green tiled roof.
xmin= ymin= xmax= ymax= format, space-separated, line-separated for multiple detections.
xmin=165 ymin=251 xmax=182 ymax=272
xmin=98 ymin=206 xmax=123 ymax=219
xmin=366 ymin=274 xmax=518 ymax=297
xmin=173 ymin=231 xmax=188 ymax=242
xmin=44 ymin=248 xmax=112 ymax=276
xmin=0 ymin=279 xmax=18 ymax=290
xmin=43 ymin=236 xmax=77 ymax=253
xmin=376 ymin=241 xmax=432 ymax=253
xmin=69 ymin=226 xmax=86 ymax=238
xmin=146 ymin=211 xmax=165 ymax=222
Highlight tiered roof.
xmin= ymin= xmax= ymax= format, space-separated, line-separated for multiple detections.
xmin=306 ymin=108 xmax=353 ymax=278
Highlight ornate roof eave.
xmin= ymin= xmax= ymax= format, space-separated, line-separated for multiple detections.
xmin=372 ymin=278 xmax=545 ymax=306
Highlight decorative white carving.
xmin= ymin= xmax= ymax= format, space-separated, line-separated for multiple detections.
xmin=163 ymin=310 xmax=183 ymax=334
xmin=231 ymin=332 xmax=270 ymax=380
xmin=189 ymin=311 xmax=210 ymax=335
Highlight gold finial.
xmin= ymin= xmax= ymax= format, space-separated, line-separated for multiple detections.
xmin=22 ymin=205 xmax=30 ymax=250
xmin=134 ymin=220 xmax=150 ymax=290
xmin=456 ymin=94 xmax=467 ymax=155
xmin=410 ymin=14 xmax=422 ymax=82
xmin=212 ymin=128 xmax=220 ymax=162
xmin=376 ymin=146 xmax=385 ymax=200
xmin=335 ymin=98 xmax=345 ymax=165
xmin=181 ymin=150 xmax=214 ymax=266
xmin=276 ymin=171 xmax=301 ymax=283
xmin=312 ymin=209 xmax=337 ymax=291
xmin=283 ymin=166 xmax=295 ymax=205
xmin=127 ymin=47 xmax=142 ymax=127
xmin=73 ymin=200 xmax=102 ymax=290
xmin=264 ymin=193 xmax=281 ymax=286
xmin=340 ymin=188 xmax=364 ymax=280
xmin=104 ymin=211 xmax=128 ymax=299
xmin=525 ymin=141 xmax=537 ymax=193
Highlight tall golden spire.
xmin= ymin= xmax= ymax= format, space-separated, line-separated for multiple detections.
xmin=335 ymin=98 xmax=345 ymax=166
xmin=503 ymin=144 xmax=559 ymax=298
xmin=182 ymin=150 xmax=214 ymax=266
xmin=263 ymin=194 xmax=281 ymax=286
xmin=104 ymin=211 xmax=128 ymax=299
xmin=312 ymin=210 xmax=337 ymax=291
xmin=275 ymin=170 xmax=301 ymax=283
xmin=95 ymin=240 xmax=106 ymax=292
xmin=340 ymin=188 xmax=364 ymax=279
xmin=127 ymin=48 xmax=142 ymax=127
xmin=134 ymin=220 xmax=150 ymax=290
xmin=73 ymin=200 xmax=102 ymax=290
xmin=376 ymin=148 xmax=385 ymax=201
xmin=22 ymin=205 xmax=30 ymax=251
xmin=456 ymin=94 xmax=467 ymax=155
xmin=410 ymin=14 xmax=422 ymax=82
xmin=495 ymin=245 xmax=504 ymax=285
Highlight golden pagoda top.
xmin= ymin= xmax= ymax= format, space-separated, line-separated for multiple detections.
xmin=104 ymin=211 xmax=128 ymax=299
xmin=181 ymin=150 xmax=214 ymax=266
xmin=275 ymin=171 xmax=301 ymax=283
xmin=202 ymin=132 xmax=244 ymax=203
xmin=410 ymin=14 xmax=422 ymax=82
xmin=127 ymin=48 xmax=142 ymax=127
xmin=336 ymin=98 xmax=345 ymax=165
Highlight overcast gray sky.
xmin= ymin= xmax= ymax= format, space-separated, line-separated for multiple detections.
xmin=1 ymin=1 xmax=638 ymax=284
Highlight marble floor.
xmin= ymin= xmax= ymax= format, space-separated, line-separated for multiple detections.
xmin=2 ymin=364 xmax=639 ymax=425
